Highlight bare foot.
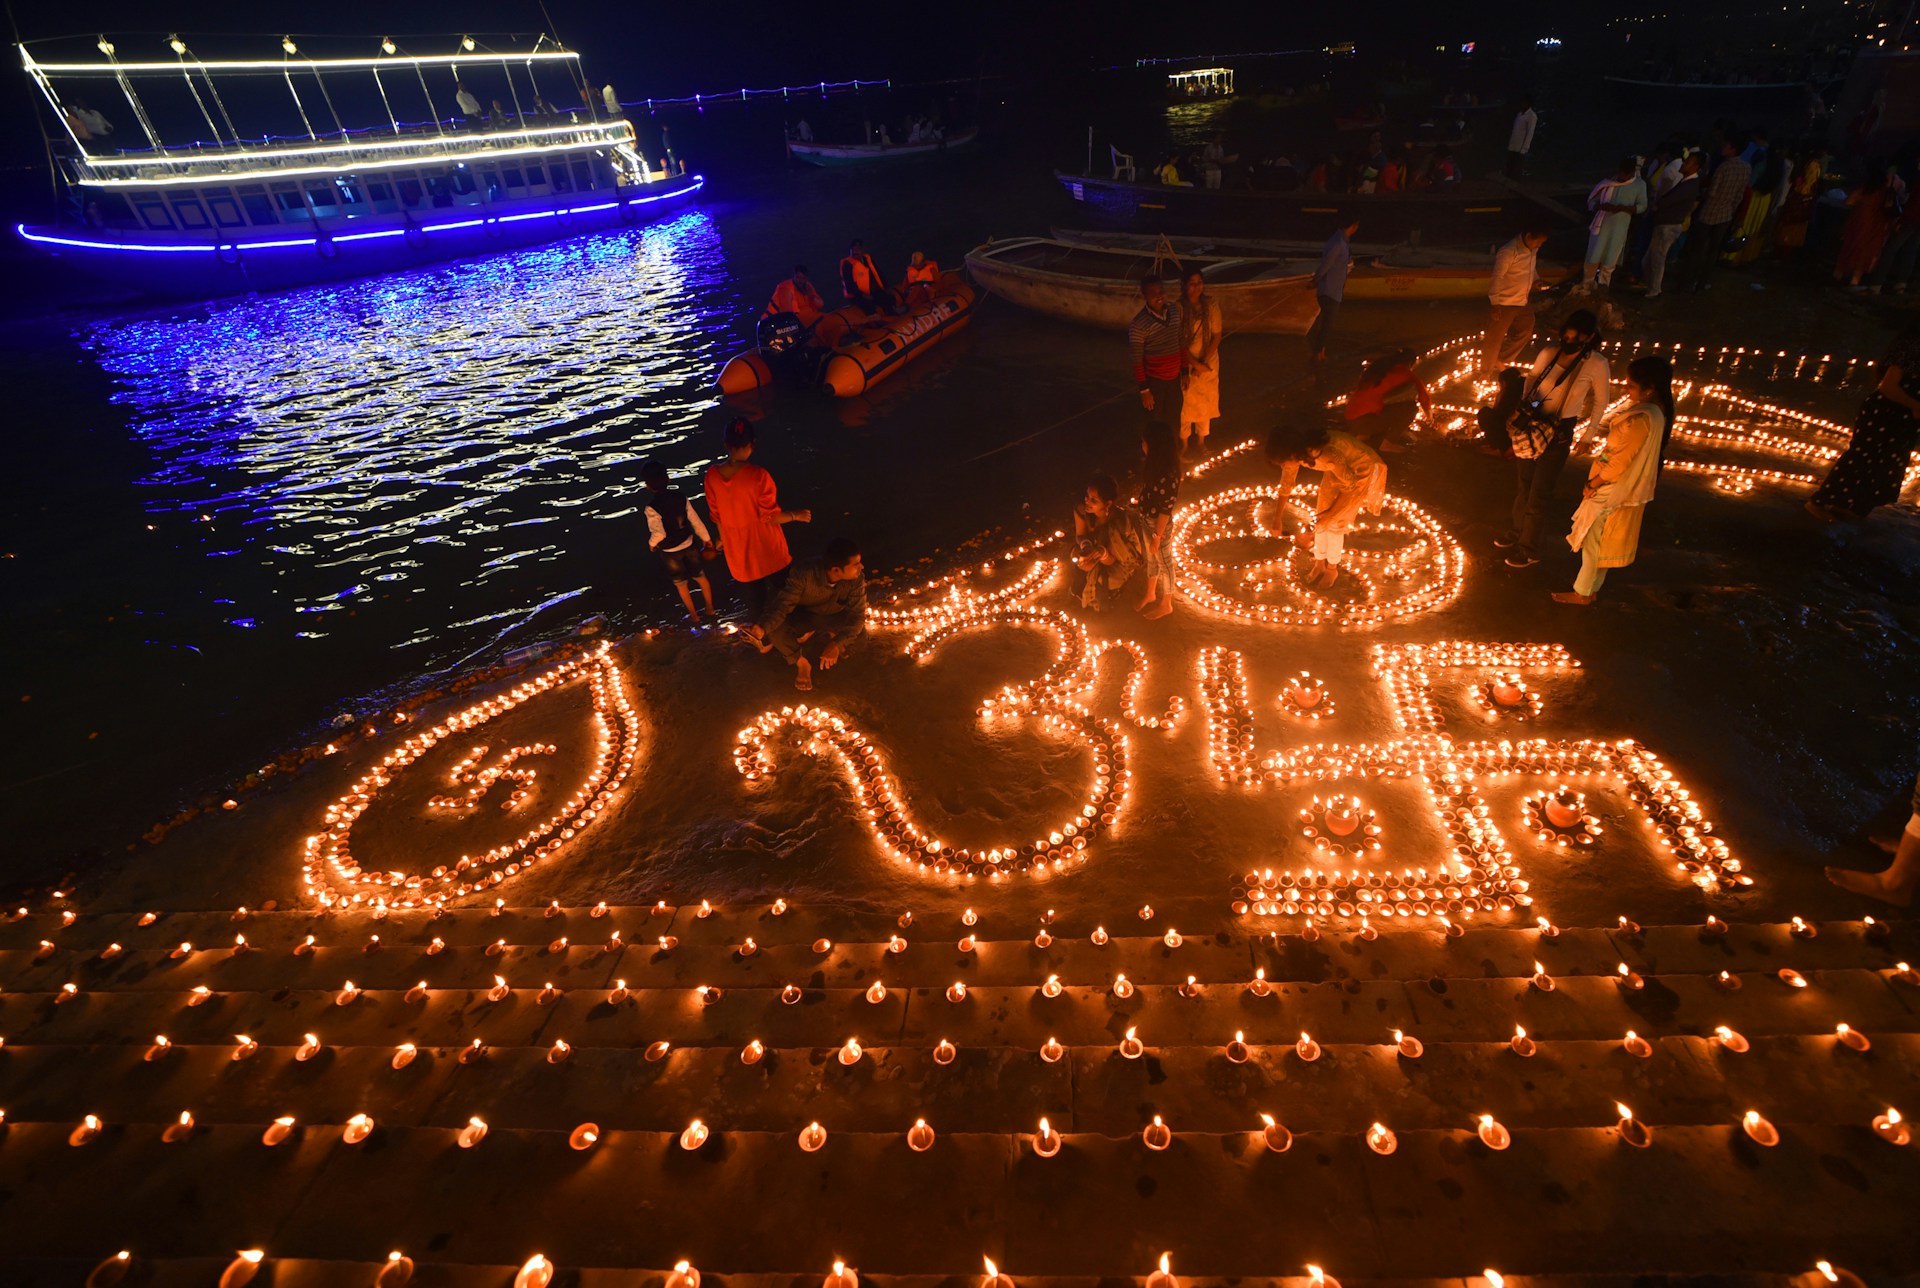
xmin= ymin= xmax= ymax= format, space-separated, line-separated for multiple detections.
xmin=1550 ymin=591 xmax=1597 ymax=605
xmin=1825 ymin=865 xmax=1915 ymax=906
xmin=1312 ymin=564 xmax=1339 ymax=590
xmin=1142 ymin=593 xmax=1175 ymax=620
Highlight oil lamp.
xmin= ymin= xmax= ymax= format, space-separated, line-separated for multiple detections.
xmin=569 ymin=1123 xmax=599 ymax=1150
xmin=1225 ymin=1031 xmax=1250 ymax=1063
xmin=1091 ymin=926 xmax=1109 ymax=946
xmin=1712 ymin=1025 xmax=1749 ymax=1053
xmin=1742 ymin=1109 xmax=1779 ymax=1146
xmin=1042 ymin=1036 xmax=1065 ymax=1063
xmin=1139 ymin=904 xmax=1155 ymax=920
xmin=458 ymin=1117 xmax=488 ymax=1148
xmin=680 ymin=1119 xmax=709 ymax=1150
xmin=1622 ymin=1030 xmax=1652 ymax=1058
xmin=1872 ymin=1108 xmax=1909 ymax=1146
xmin=1616 ymin=963 xmax=1645 ymax=991
xmin=800 ymin=1121 xmax=828 ymax=1151
xmin=1366 ymin=1121 xmax=1396 ymax=1154
xmin=1033 ymin=1117 xmax=1062 ymax=1157
xmin=742 ymin=1040 xmax=765 ymax=1066
xmin=1778 ymin=968 xmax=1808 ymax=988
xmin=1041 ymin=974 xmax=1063 ymax=998
xmin=487 ymin=976 xmax=511 ymax=1002
xmin=739 ymin=938 xmax=758 ymax=958
xmin=983 ymin=1255 xmax=1014 ymax=1288
xmin=405 ymin=981 xmax=429 ymax=1003
xmin=934 ymin=1039 xmax=957 ymax=1064
xmin=1260 ymin=1113 xmax=1291 ymax=1152
xmin=1112 ymin=973 xmax=1134 ymax=999
xmin=85 ymin=1251 xmax=131 ymax=1288
xmin=335 ymin=980 xmax=361 ymax=1005
xmin=1248 ymin=968 xmax=1272 ymax=997
xmin=296 ymin=1033 xmax=322 ymax=1061
xmin=232 ymin=1035 xmax=259 ymax=1061
xmin=98 ymin=943 xmax=123 ymax=961
xmin=838 ymin=1037 xmax=863 ymax=1065
xmin=1295 ymin=1031 xmax=1321 ymax=1062
xmin=1145 ymin=1253 xmax=1177 ymax=1288
xmin=1307 ymin=1267 xmax=1342 ymax=1288
xmin=163 ymin=1111 xmax=193 ymax=1142
xmin=1392 ymin=1029 xmax=1423 ymax=1058
xmin=392 ymin=1043 xmax=417 ymax=1070
xmin=515 ymin=1255 xmax=553 ymax=1288
xmin=1615 ymin=1102 xmax=1650 ymax=1148
xmin=1717 ymin=970 xmax=1741 ymax=991
xmin=824 ymin=1260 xmax=857 ymax=1288
xmin=1034 ymin=927 xmax=1053 ymax=948
xmin=1509 ymin=1026 xmax=1535 ymax=1058
xmin=1119 ymin=1027 xmax=1144 ymax=1059
xmin=538 ymin=982 xmax=561 ymax=1005
xmin=1141 ymin=1115 xmax=1171 ymax=1150
xmin=261 ymin=1116 xmax=295 ymax=1146
xmin=344 ymin=1113 xmax=374 ymax=1144
xmin=145 ymin=1035 xmax=171 ymax=1062
xmin=609 ymin=980 xmax=630 ymax=1004
xmin=548 ymin=1039 xmax=572 ymax=1063
xmin=459 ymin=1039 xmax=486 ymax=1065
xmin=782 ymin=984 xmax=803 ymax=1004
xmin=69 ymin=1114 xmax=102 ymax=1146
xmin=947 ymin=981 xmax=969 ymax=1002
xmin=376 ymin=1253 xmax=413 ymax=1288
xmin=1162 ymin=928 xmax=1182 ymax=948
xmin=907 ymin=1118 xmax=936 ymax=1151
xmin=1477 ymin=1113 xmax=1510 ymax=1150
xmin=645 ymin=1041 xmax=671 ymax=1062
xmin=1836 ymin=1023 xmax=1870 ymax=1051
xmin=668 ymin=1261 xmax=701 ymax=1288
xmin=220 ymin=1251 xmax=264 ymax=1288
xmin=1790 ymin=915 xmax=1817 ymax=939
xmin=1531 ymin=961 xmax=1554 ymax=991
xmin=1178 ymin=975 xmax=1202 ymax=998
xmin=888 ymin=935 xmax=907 ymax=954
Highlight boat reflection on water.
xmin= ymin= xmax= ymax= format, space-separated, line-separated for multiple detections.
xmin=83 ymin=210 xmax=737 ymax=652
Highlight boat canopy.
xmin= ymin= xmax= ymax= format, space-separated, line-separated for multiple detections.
xmin=19 ymin=34 xmax=628 ymax=186
xmin=1167 ymin=67 xmax=1234 ymax=97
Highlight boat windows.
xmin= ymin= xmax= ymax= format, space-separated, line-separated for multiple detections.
xmin=133 ymin=199 xmax=174 ymax=229
xmin=501 ymin=166 xmax=525 ymax=190
xmin=304 ymin=181 xmax=338 ymax=212
xmin=546 ymin=158 xmax=573 ymax=193
xmin=331 ymin=179 xmax=363 ymax=207
xmin=449 ymin=169 xmax=477 ymax=197
xmin=571 ymin=158 xmax=596 ymax=190
xmin=366 ymin=180 xmax=398 ymax=214
xmin=481 ymin=169 xmax=506 ymax=201
xmin=207 ymin=196 xmax=247 ymax=229
xmin=396 ymin=177 xmax=425 ymax=208
xmin=235 ymin=184 xmax=278 ymax=226
xmin=171 ymin=198 xmax=210 ymax=229
xmin=276 ymin=190 xmax=313 ymax=221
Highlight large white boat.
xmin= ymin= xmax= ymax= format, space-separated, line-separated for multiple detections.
xmin=14 ymin=33 xmax=705 ymax=297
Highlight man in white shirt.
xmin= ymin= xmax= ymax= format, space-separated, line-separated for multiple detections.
xmin=603 ymin=83 xmax=622 ymax=116
xmin=454 ymin=82 xmax=481 ymax=123
xmin=1506 ymin=97 xmax=1537 ymax=178
xmin=1493 ymin=309 xmax=1611 ymax=568
xmin=1483 ymin=228 xmax=1548 ymax=373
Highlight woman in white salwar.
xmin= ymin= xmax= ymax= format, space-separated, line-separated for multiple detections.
xmin=1552 ymin=355 xmax=1674 ymax=605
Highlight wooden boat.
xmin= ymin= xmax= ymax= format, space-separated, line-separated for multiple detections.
xmin=964 ymin=237 xmax=1319 ymax=334
xmin=1053 ymin=170 xmax=1585 ymax=244
xmin=716 ymin=270 xmax=977 ymax=398
xmin=1048 ymin=228 xmax=1574 ymax=300
xmin=787 ymin=126 xmax=978 ymax=167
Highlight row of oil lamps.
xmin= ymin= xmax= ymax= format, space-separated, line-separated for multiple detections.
xmin=111 ymin=1249 xmax=1866 ymax=1288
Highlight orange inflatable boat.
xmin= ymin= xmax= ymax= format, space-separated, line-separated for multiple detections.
xmin=717 ymin=270 xmax=977 ymax=398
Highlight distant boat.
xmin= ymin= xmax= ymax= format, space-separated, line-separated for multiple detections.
xmin=14 ymin=33 xmax=703 ymax=298
xmin=1049 ymin=227 xmax=1575 ymax=300
xmin=1053 ymin=170 xmax=1585 ymax=244
xmin=965 ymin=236 xmax=1320 ymax=334
xmin=1603 ymin=76 xmax=1813 ymax=106
xmin=786 ymin=126 xmax=979 ymax=167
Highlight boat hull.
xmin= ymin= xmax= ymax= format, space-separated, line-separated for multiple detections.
xmin=965 ymin=240 xmax=1319 ymax=334
xmin=16 ymin=173 xmax=705 ymax=298
xmin=788 ymin=127 xmax=978 ymax=167
xmin=717 ymin=272 xmax=977 ymax=399
xmin=1053 ymin=170 xmax=1581 ymax=245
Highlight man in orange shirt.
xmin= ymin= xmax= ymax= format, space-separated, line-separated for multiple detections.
xmin=839 ymin=238 xmax=892 ymax=312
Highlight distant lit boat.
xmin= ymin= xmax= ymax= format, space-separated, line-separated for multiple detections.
xmin=965 ymin=237 xmax=1320 ymax=334
xmin=786 ymin=126 xmax=978 ymax=167
xmin=14 ymin=33 xmax=703 ymax=297
xmin=1167 ymin=67 xmax=1234 ymax=101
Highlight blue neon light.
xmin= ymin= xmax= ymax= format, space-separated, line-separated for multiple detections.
xmin=16 ymin=179 xmax=702 ymax=255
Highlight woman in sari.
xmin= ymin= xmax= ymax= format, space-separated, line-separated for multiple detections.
xmin=1806 ymin=324 xmax=1920 ymax=521
xmin=1265 ymin=420 xmax=1387 ymax=590
xmin=1836 ymin=163 xmax=1899 ymax=287
xmin=1551 ymin=354 xmax=1673 ymax=605
xmin=1179 ymin=270 xmax=1223 ymax=458
xmin=1773 ymin=147 xmax=1825 ymax=252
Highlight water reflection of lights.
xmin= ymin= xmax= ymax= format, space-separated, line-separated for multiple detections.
xmin=83 ymin=211 xmax=735 ymax=645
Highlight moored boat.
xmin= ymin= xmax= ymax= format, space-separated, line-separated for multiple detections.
xmin=787 ymin=126 xmax=978 ymax=167
xmin=14 ymin=33 xmax=702 ymax=298
xmin=1053 ymin=170 xmax=1585 ymax=244
xmin=1048 ymin=228 xmax=1575 ymax=300
xmin=964 ymin=237 xmax=1319 ymax=334
xmin=717 ymin=270 xmax=977 ymax=398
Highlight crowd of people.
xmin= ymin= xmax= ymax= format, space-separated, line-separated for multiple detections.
xmin=1153 ymin=127 xmax=1467 ymax=194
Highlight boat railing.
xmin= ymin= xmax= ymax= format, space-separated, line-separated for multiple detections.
xmin=67 ymin=118 xmax=636 ymax=185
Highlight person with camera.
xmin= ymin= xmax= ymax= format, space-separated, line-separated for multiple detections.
xmin=1071 ymin=472 xmax=1164 ymax=613
xmin=1492 ymin=309 xmax=1611 ymax=570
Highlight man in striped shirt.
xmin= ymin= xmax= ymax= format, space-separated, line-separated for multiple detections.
xmin=1129 ymin=276 xmax=1185 ymax=429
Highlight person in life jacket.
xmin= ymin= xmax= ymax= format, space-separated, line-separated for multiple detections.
xmin=764 ymin=264 xmax=824 ymax=328
xmin=839 ymin=239 xmax=893 ymax=313
xmin=902 ymin=251 xmax=941 ymax=304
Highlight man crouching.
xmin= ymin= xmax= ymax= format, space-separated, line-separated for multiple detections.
xmin=749 ymin=537 xmax=867 ymax=691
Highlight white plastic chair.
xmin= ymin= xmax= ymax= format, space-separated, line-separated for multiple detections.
xmin=1110 ymin=144 xmax=1136 ymax=181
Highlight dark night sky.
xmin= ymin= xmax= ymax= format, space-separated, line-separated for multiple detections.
xmin=5 ymin=0 xmax=1568 ymax=96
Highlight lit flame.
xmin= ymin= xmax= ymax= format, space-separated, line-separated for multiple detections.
xmin=984 ymin=1257 xmax=999 ymax=1280
xmin=1158 ymin=1253 xmax=1172 ymax=1276
xmin=1744 ymin=1110 xmax=1762 ymax=1127
xmin=1817 ymin=1263 xmax=1838 ymax=1283
xmin=1616 ymin=1102 xmax=1634 ymax=1120
xmin=1307 ymin=1266 xmax=1327 ymax=1286
xmin=1486 ymin=1272 xmax=1505 ymax=1288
